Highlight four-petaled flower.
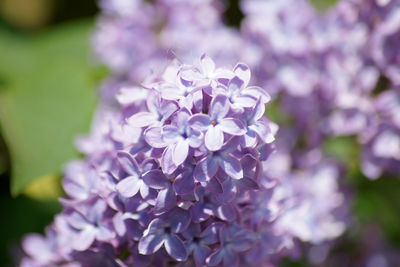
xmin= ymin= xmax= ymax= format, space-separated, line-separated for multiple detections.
xmin=189 ymin=94 xmax=246 ymax=151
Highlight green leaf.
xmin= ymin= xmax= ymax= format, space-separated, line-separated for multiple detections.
xmin=323 ymin=136 xmax=360 ymax=175
xmin=0 ymin=194 xmax=61 ymax=265
xmin=353 ymin=175 xmax=400 ymax=244
xmin=310 ymin=0 xmax=338 ymax=12
xmin=0 ymin=19 xmax=98 ymax=195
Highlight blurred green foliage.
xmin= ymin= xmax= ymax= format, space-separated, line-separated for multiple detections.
xmin=354 ymin=175 xmax=400 ymax=244
xmin=0 ymin=19 xmax=99 ymax=195
xmin=323 ymin=136 xmax=361 ymax=175
xmin=311 ymin=0 xmax=339 ymax=12
xmin=323 ymin=136 xmax=400 ymax=247
xmin=0 ymin=195 xmax=61 ymax=265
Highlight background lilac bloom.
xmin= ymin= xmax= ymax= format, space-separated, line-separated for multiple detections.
xmin=22 ymin=229 xmax=62 ymax=266
xmin=66 ymin=199 xmax=115 ymax=251
xmin=189 ymin=94 xmax=246 ymax=151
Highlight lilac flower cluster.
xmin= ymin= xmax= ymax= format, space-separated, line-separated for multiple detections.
xmin=21 ymin=0 xmax=400 ymax=265
xmin=241 ymin=0 xmax=400 ymax=179
xmin=21 ymin=56 xmax=292 ymax=266
xmin=93 ymin=0 xmax=242 ymax=83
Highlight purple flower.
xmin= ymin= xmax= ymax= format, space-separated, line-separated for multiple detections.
xmin=115 ymin=151 xmax=162 ymax=200
xmin=189 ymin=94 xmax=246 ymax=151
xmin=193 ymin=137 xmax=244 ymax=182
xmin=111 ymin=196 xmax=150 ymax=241
xmin=22 ymin=229 xmax=61 ymax=266
xmin=21 ymin=55 xmax=282 ymax=266
xmin=145 ymin=108 xmax=203 ymax=173
xmin=62 ymin=161 xmax=98 ymax=202
xmin=127 ymin=94 xmax=178 ymax=128
xmin=138 ymin=209 xmax=191 ymax=261
xmin=182 ymin=222 xmax=223 ymax=266
xmin=190 ymin=186 xmax=237 ymax=222
xmin=206 ymin=224 xmax=256 ymax=267
xmin=66 ymin=199 xmax=115 ymax=251
xmin=179 ymin=54 xmax=234 ymax=91
xmin=240 ymin=99 xmax=277 ymax=147
xmin=215 ymin=64 xmax=271 ymax=112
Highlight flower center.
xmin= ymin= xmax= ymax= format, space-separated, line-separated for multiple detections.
xmin=211 ymin=120 xmax=217 ymax=126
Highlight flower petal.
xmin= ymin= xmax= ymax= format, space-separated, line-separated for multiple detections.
xmin=219 ymin=118 xmax=246 ymax=136
xmin=210 ymin=94 xmax=229 ymax=120
xmin=188 ymin=128 xmax=203 ymax=148
xmin=193 ymin=245 xmax=212 ymax=267
xmin=206 ymin=248 xmax=224 ymax=266
xmin=194 ymin=157 xmax=219 ymax=182
xmin=173 ymin=171 xmax=195 ymax=195
xmin=142 ymin=170 xmax=169 ymax=190
xmin=200 ymin=54 xmax=216 ymax=76
xmin=220 ymin=156 xmax=243 ymax=180
xmin=173 ymin=140 xmax=189 ymax=166
xmin=205 ymin=126 xmax=224 ymax=151
xmin=236 ymin=177 xmax=259 ymax=190
xmin=96 ymin=225 xmax=115 ymax=241
xmin=232 ymin=94 xmax=257 ymax=109
xmin=22 ymin=234 xmax=51 ymax=259
xmin=215 ymin=204 xmax=236 ymax=222
xmin=116 ymin=176 xmax=141 ymax=198
xmin=234 ymin=63 xmax=251 ymax=87
xmin=201 ymin=223 xmax=224 ymax=245
xmin=241 ymin=130 xmax=258 ymax=148
xmin=127 ymin=112 xmax=158 ymax=128
xmin=160 ymin=101 xmax=179 ymax=120
xmin=216 ymin=179 xmax=237 ymax=204
xmin=162 ymin=125 xmax=181 ymax=144
xmin=253 ymin=98 xmax=266 ymax=121
xmin=168 ymin=208 xmax=191 ymax=233
xmin=191 ymin=202 xmax=212 ymax=223
xmin=138 ymin=234 xmax=165 ymax=255
xmin=188 ymin=114 xmax=212 ymax=131
xmin=113 ymin=213 xmax=126 ymax=236
xmin=73 ymin=228 xmax=96 ymax=251
xmin=117 ymin=152 xmax=140 ymax=176
xmin=249 ymin=121 xmax=275 ymax=144
xmin=154 ymin=188 xmax=176 ymax=214
xmin=144 ymin=126 xmax=166 ymax=148
xmin=159 ymin=83 xmax=185 ymax=100
xmin=228 ymin=76 xmax=245 ymax=93
xmin=244 ymin=86 xmax=271 ymax=104
xmin=161 ymin=146 xmax=178 ymax=175
xmin=165 ymin=235 xmax=188 ymax=261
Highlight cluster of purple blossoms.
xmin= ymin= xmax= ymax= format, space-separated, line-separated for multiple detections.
xmin=21 ymin=56 xmax=297 ymax=266
xmin=93 ymin=0 xmax=242 ymax=84
xmin=241 ymin=0 xmax=400 ymax=179
xmin=20 ymin=0 xmax=400 ymax=265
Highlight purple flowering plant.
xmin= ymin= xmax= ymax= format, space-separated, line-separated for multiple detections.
xmin=16 ymin=0 xmax=400 ymax=266
xmin=21 ymin=55 xmax=285 ymax=266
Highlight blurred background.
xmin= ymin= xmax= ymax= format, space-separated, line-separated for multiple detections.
xmin=0 ymin=0 xmax=100 ymax=264
xmin=0 ymin=0 xmax=400 ymax=266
